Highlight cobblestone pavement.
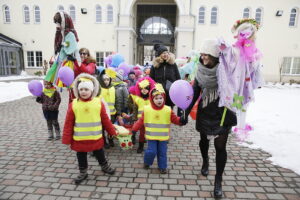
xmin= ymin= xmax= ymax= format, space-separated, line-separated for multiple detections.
xmin=0 ymin=91 xmax=299 ymax=200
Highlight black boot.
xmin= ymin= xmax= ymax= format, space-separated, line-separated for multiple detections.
xmin=214 ymin=175 xmax=223 ymax=198
xmin=101 ymin=162 xmax=115 ymax=175
xmin=137 ymin=142 xmax=144 ymax=153
xmin=131 ymin=133 xmax=136 ymax=145
xmin=201 ymin=157 xmax=209 ymax=176
xmin=47 ymin=130 xmax=54 ymax=141
xmin=74 ymin=168 xmax=88 ymax=185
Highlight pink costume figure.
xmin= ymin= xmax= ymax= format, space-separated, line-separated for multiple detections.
xmin=217 ymin=19 xmax=264 ymax=135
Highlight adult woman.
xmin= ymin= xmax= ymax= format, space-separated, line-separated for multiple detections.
xmin=150 ymin=44 xmax=180 ymax=107
xmin=185 ymin=39 xmax=237 ymax=198
xmin=74 ymin=48 xmax=96 ymax=77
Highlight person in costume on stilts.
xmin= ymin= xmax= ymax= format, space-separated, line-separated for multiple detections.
xmin=128 ymin=77 xmax=155 ymax=153
xmin=36 ymin=80 xmax=61 ymax=140
xmin=62 ymin=73 xmax=118 ymax=185
xmin=217 ymin=18 xmax=264 ymax=139
xmin=132 ymin=84 xmax=187 ymax=174
xmin=97 ymin=68 xmax=117 ymax=148
xmin=185 ymin=39 xmax=237 ymax=198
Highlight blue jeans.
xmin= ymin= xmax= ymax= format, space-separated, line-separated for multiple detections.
xmin=144 ymin=140 xmax=168 ymax=169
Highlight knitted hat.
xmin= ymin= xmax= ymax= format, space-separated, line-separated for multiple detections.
xmin=73 ymin=73 xmax=99 ymax=99
xmin=78 ymin=79 xmax=94 ymax=91
xmin=154 ymin=44 xmax=168 ymax=57
xmin=199 ymin=39 xmax=220 ymax=58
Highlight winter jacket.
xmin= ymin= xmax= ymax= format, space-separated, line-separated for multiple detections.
xmin=74 ymin=59 xmax=96 ymax=78
xmin=114 ymin=82 xmax=129 ymax=116
xmin=36 ymin=89 xmax=61 ymax=111
xmin=150 ymin=53 xmax=181 ymax=106
xmin=186 ymin=78 xmax=236 ymax=136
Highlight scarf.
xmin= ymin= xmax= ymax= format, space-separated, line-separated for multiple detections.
xmin=196 ymin=63 xmax=219 ymax=108
xmin=43 ymin=88 xmax=56 ymax=98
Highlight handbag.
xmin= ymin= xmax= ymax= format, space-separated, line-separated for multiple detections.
xmin=165 ymin=80 xmax=172 ymax=91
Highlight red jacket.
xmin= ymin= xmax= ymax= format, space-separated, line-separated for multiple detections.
xmin=74 ymin=59 xmax=96 ymax=78
xmin=62 ymin=100 xmax=117 ymax=152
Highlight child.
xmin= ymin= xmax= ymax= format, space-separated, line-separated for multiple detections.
xmin=36 ymin=80 xmax=61 ymax=140
xmin=62 ymin=73 xmax=117 ymax=185
xmin=131 ymin=84 xmax=186 ymax=174
xmin=97 ymin=69 xmax=117 ymax=148
xmin=128 ymin=77 xmax=155 ymax=153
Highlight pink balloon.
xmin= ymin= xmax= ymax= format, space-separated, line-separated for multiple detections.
xmin=169 ymin=80 xmax=193 ymax=109
xmin=28 ymin=80 xmax=43 ymax=96
xmin=58 ymin=67 xmax=74 ymax=86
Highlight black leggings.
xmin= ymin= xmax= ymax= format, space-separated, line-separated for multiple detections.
xmin=76 ymin=149 xmax=107 ymax=170
xmin=199 ymin=133 xmax=228 ymax=177
xmin=46 ymin=119 xmax=60 ymax=132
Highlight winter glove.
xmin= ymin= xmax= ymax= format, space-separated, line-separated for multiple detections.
xmin=67 ymin=55 xmax=76 ymax=62
xmin=36 ymin=97 xmax=42 ymax=103
xmin=180 ymin=115 xmax=188 ymax=126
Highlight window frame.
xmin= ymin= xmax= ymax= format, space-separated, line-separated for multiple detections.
xmin=198 ymin=6 xmax=205 ymax=24
xmin=27 ymin=51 xmax=35 ymax=67
xmin=243 ymin=7 xmax=251 ymax=19
xmin=23 ymin=5 xmax=30 ymax=24
xmin=255 ymin=7 xmax=263 ymax=25
xmin=69 ymin=5 xmax=76 ymax=23
xmin=210 ymin=6 xmax=218 ymax=25
xmin=281 ymin=57 xmax=300 ymax=75
xmin=289 ymin=8 xmax=298 ymax=27
xmin=3 ymin=5 xmax=11 ymax=23
xmin=33 ymin=5 xmax=41 ymax=24
xmin=95 ymin=5 xmax=102 ymax=23
xmin=35 ymin=51 xmax=43 ymax=67
xmin=107 ymin=4 xmax=113 ymax=23
xmin=96 ymin=52 xmax=113 ymax=67
xmin=26 ymin=51 xmax=43 ymax=68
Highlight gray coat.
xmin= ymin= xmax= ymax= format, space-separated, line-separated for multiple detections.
xmin=114 ymin=83 xmax=129 ymax=116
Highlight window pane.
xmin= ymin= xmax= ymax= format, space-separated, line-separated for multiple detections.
xmin=289 ymin=9 xmax=297 ymax=27
xmin=24 ymin=6 xmax=30 ymax=23
xmin=96 ymin=5 xmax=102 ymax=23
xmin=70 ymin=6 xmax=76 ymax=22
xmin=9 ymin=52 xmax=17 ymax=66
xmin=96 ymin=52 xmax=104 ymax=66
xmin=4 ymin=6 xmax=11 ymax=23
xmin=35 ymin=6 xmax=40 ymax=23
xmin=255 ymin=8 xmax=262 ymax=24
xmin=211 ymin=7 xmax=217 ymax=24
xmin=58 ymin=5 xmax=64 ymax=11
xmin=36 ymin=51 xmax=43 ymax=67
xmin=243 ymin=8 xmax=250 ymax=18
xmin=27 ymin=51 xmax=35 ymax=67
xmin=107 ymin=5 xmax=113 ymax=23
xmin=292 ymin=57 xmax=300 ymax=74
xmin=198 ymin=7 xmax=205 ymax=24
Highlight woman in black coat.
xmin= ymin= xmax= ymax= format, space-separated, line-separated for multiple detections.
xmin=185 ymin=39 xmax=237 ymax=198
xmin=150 ymin=44 xmax=181 ymax=107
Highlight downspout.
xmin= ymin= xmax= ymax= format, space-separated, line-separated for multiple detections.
xmin=190 ymin=0 xmax=196 ymax=49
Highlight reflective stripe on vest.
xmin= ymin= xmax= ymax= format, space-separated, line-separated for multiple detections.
xmin=144 ymin=105 xmax=171 ymax=141
xmin=132 ymin=95 xmax=150 ymax=118
xmin=72 ymin=98 xmax=102 ymax=141
xmin=101 ymin=87 xmax=116 ymax=115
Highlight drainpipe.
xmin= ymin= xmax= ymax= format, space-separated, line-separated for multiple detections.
xmin=189 ymin=0 xmax=196 ymax=49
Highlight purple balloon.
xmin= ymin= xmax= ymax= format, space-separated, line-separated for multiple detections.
xmin=169 ymin=80 xmax=194 ymax=109
xmin=117 ymin=62 xmax=130 ymax=77
xmin=104 ymin=55 xmax=113 ymax=67
xmin=28 ymin=80 xmax=43 ymax=96
xmin=58 ymin=67 xmax=74 ymax=86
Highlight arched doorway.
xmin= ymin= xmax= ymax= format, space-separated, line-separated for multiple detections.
xmin=135 ymin=3 xmax=177 ymax=65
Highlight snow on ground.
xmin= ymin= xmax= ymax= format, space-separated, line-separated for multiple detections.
xmin=0 ymin=71 xmax=41 ymax=81
xmin=0 ymin=78 xmax=299 ymax=175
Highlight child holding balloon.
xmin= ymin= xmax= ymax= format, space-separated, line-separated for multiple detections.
xmin=36 ymin=80 xmax=61 ymax=140
xmin=131 ymin=84 xmax=187 ymax=174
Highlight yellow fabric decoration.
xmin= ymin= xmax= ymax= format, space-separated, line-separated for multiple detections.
xmin=79 ymin=77 xmax=92 ymax=82
xmin=152 ymin=83 xmax=165 ymax=96
xmin=43 ymin=88 xmax=56 ymax=98
xmin=138 ymin=79 xmax=150 ymax=89
xmin=105 ymin=68 xmax=117 ymax=79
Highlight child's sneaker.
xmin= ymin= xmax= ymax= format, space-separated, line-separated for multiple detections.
xmin=74 ymin=169 xmax=88 ymax=185
xmin=101 ymin=162 xmax=115 ymax=175
xmin=159 ymin=168 xmax=167 ymax=174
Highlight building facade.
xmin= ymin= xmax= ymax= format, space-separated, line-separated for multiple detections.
xmin=0 ymin=0 xmax=299 ymax=82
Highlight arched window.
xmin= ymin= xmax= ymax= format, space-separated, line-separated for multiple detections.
xmin=289 ymin=8 xmax=298 ymax=27
xmin=95 ymin=5 xmax=102 ymax=23
xmin=255 ymin=8 xmax=263 ymax=24
xmin=140 ymin=16 xmax=173 ymax=35
xmin=107 ymin=5 xmax=113 ymax=23
xmin=211 ymin=7 xmax=218 ymax=24
xmin=69 ymin=5 xmax=76 ymax=22
xmin=198 ymin=6 xmax=205 ymax=24
xmin=243 ymin=8 xmax=250 ymax=18
xmin=58 ymin=5 xmax=64 ymax=11
xmin=23 ymin=5 xmax=30 ymax=23
xmin=34 ymin=6 xmax=40 ymax=23
xmin=3 ymin=5 xmax=11 ymax=23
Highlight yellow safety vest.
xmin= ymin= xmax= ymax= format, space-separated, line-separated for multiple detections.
xmin=72 ymin=98 xmax=103 ymax=141
xmin=101 ymin=87 xmax=116 ymax=115
xmin=144 ymin=105 xmax=171 ymax=141
xmin=132 ymin=95 xmax=150 ymax=118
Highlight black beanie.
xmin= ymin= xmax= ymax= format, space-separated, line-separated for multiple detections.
xmin=154 ymin=44 xmax=168 ymax=57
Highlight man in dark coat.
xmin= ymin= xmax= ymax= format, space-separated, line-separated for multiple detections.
xmin=150 ymin=44 xmax=181 ymax=107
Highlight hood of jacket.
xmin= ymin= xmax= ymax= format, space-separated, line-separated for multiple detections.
xmin=149 ymin=87 xmax=166 ymax=110
xmin=152 ymin=52 xmax=176 ymax=68
xmin=97 ymin=70 xmax=112 ymax=89
xmin=129 ymin=76 xmax=156 ymax=98
xmin=73 ymin=73 xmax=99 ymax=99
